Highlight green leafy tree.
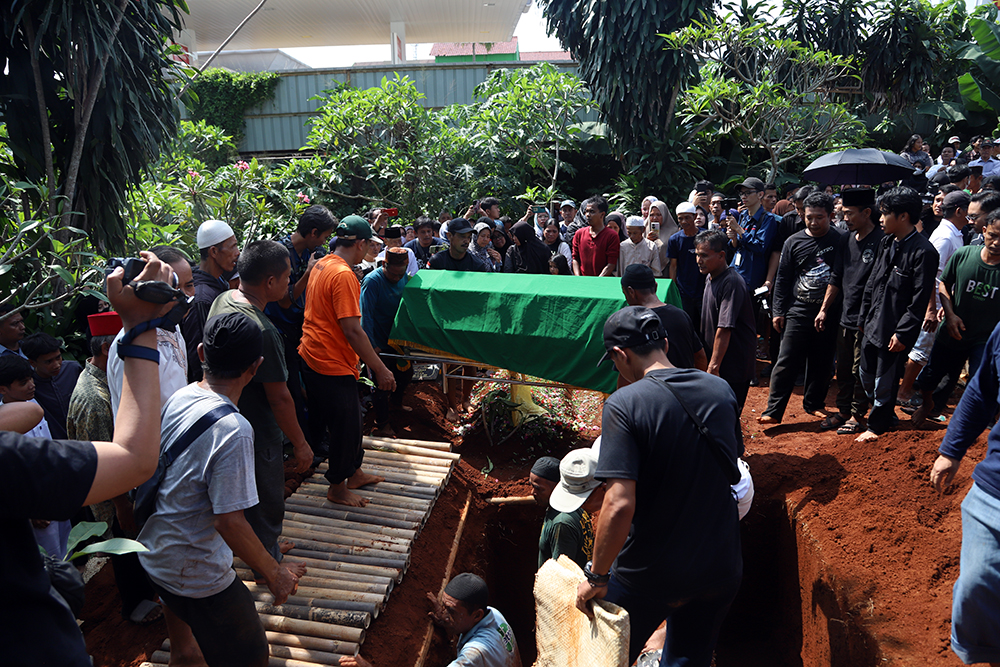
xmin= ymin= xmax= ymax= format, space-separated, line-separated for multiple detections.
xmin=471 ymin=63 xmax=596 ymax=192
xmin=667 ymin=16 xmax=865 ymax=181
xmin=536 ymin=0 xmax=713 ymax=166
xmin=186 ymin=69 xmax=280 ymax=144
xmin=0 ymin=0 xmax=189 ymax=251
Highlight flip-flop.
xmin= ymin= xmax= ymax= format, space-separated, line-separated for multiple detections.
xmin=128 ymin=599 xmax=162 ymax=626
xmin=820 ymin=414 xmax=848 ymax=430
xmin=837 ymin=420 xmax=861 ymax=434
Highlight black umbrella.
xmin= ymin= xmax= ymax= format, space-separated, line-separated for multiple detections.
xmin=801 ymin=148 xmax=917 ymax=186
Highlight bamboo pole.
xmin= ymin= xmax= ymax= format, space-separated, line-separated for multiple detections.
xmin=283 ymin=554 xmax=402 ymax=582
xmin=352 ymin=489 xmax=433 ymax=512
xmin=285 ymin=501 xmax=426 ymax=532
xmin=254 ymin=601 xmax=370 ymax=630
xmin=348 ymin=465 xmax=448 ymax=486
xmin=301 ymin=475 xmax=439 ymax=494
xmin=259 ymin=613 xmax=365 ymax=642
xmin=486 ymin=495 xmax=537 ymax=505
xmin=364 ymin=435 xmax=453 ymax=451
xmin=237 ymin=564 xmax=394 ymax=590
xmin=286 ymin=496 xmax=426 ymax=527
xmin=164 ymin=636 xmax=359 ymax=660
xmin=414 ymin=492 xmax=473 ymax=667
xmin=240 ymin=577 xmax=387 ymax=604
xmin=280 ymin=536 xmax=410 ymax=564
xmin=288 ymin=548 xmax=407 ymax=572
xmin=359 ymin=448 xmax=455 ymax=468
xmin=246 ymin=586 xmax=380 ymax=617
xmin=284 ymin=505 xmax=419 ymax=534
xmin=291 ymin=487 xmax=431 ymax=517
xmin=277 ymin=525 xmax=411 ymax=553
xmin=265 ymin=632 xmax=359 ymax=657
xmin=358 ymin=451 xmax=454 ymax=473
xmin=316 ymin=460 xmax=448 ymax=482
xmin=282 ymin=519 xmax=412 ymax=547
xmin=361 ymin=440 xmax=460 ymax=461
xmin=236 ymin=565 xmax=395 ymax=594
xmin=153 ymin=652 xmax=343 ymax=667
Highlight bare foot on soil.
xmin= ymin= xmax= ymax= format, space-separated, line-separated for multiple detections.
xmin=446 ymin=407 xmax=461 ymax=422
xmin=327 ymin=482 xmax=369 ymax=507
xmin=855 ymin=429 xmax=879 ymax=443
xmin=278 ymin=540 xmax=295 ymax=554
xmin=347 ymin=469 xmax=385 ymax=489
xmin=757 ymin=415 xmax=780 ymax=424
xmin=809 ymin=410 xmax=827 ymax=418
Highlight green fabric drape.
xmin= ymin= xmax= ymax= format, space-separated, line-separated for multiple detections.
xmin=388 ymin=272 xmax=682 ymax=394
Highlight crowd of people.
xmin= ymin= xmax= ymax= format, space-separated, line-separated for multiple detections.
xmin=8 ymin=131 xmax=1000 ymax=667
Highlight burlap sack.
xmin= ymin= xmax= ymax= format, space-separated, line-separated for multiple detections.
xmin=533 ymin=555 xmax=629 ymax=667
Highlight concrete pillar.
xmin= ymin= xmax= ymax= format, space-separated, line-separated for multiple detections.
xmin=390 ymin=21 xmax=406 ymax=64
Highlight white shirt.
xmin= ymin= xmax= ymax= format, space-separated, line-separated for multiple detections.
xmin=928 ymin=220 xmax=965 ymax=308
xmin=108 ymin=327 xmax=189 ymax=418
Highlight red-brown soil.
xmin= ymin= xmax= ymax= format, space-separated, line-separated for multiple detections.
xmin=82 ymin=373 xmax=980 ymax=666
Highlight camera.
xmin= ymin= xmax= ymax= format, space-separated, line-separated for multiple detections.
xmin=104 ymin=257 xmax=188 ymax=307
xmin=722 ymin=198 xmax=740 ymax=210
xmin=313 ymin=246 xmax=328 ymax=260
xmin=753 ymin=285 xmax=771 ymax=314
xmin=383 ymin=207 xmax=398 ymax=217
xmin=532 ymin=205 xmax=547 ymax=214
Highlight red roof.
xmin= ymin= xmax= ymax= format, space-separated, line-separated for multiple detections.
xmin=520 ymin=50 xmax=573 ymax=61
xmin=430 ymin=37 xmax=518 ymax=56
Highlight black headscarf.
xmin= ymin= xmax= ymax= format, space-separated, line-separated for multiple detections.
xmin=505 ymin=222 xmax=552 ymax=274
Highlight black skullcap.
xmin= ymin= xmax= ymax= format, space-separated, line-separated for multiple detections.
xmin=384 ymin=226 xmax=403 ymax=239
xmin=203 ymin=312 xmax=263 ymax=374
xmin=444 ymin=573 xmax=489 ymax=612
xmin=386 ymin=247 xmax=409 ymax=266
xmin=531 ymin=456 xmax=561 ymax=483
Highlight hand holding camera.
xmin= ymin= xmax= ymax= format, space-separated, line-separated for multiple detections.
xmin=105 ymin=252 xmax=184 ymax=331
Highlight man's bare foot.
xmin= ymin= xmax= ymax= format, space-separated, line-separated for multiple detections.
xmin=757 ymin=415 xmax=780 ymax=425
xmin=855 ymin=429 xmax=879 ymax=443
xmin=278 ymin=540 xmax=295 ymax=555
xmin=327 ymin=483 xmax=369 ymax=507
xmin=446 ymin=407 xmax=461 ymax=422
xmin=347 ymin=469 xmax=385 ymax=489
xmin=809 ymin=410 xmax=827 ymax=419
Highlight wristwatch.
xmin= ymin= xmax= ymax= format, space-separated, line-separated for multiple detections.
xmin=584 ymin=561 xmax=610 ymax=586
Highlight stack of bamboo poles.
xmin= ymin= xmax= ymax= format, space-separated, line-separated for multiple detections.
xmin=140 ymin=436 xmax=460 ymax=667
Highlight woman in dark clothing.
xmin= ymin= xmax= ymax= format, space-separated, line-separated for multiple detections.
xmin=504 ymin=221 xmax=552 ymax=274
xmin=491 ymin=228 xmax=509 ymax=262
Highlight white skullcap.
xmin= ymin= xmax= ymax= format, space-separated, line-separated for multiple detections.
xmin=675 ymin=202 xmax=697 ymax=216
xmin=625 ymin=216 xmax=645 ymax=228
xmin=196 ymin=219 xmax=236 ymax=249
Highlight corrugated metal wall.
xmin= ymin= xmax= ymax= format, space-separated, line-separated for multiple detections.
xmin=240 ymin=61 xmax=581 ymax=154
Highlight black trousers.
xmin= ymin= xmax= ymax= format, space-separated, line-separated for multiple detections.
xmin=835 ymin=326 xmax=869 ymax=419
xmin=302 ymin=365 xmax=364 ymax=485
xmin=110 ymin=515 xmax=157 ymax=619
xmin=763 ymin=315 xmax=836 ymax=420
xmin=858 ymin=340 xmax=906 ymax=435
xmin=914 ymin=339 xmax=986 ymax=416
xmin=373 ymin=353 xmax=413 ymax=426
xmin=151 ymin=576 xmax=268 ymax=667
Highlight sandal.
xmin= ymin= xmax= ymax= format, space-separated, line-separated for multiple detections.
xmin=820 ymin=414 xmax=848 ymax=430
xmin=128 ymin=599 xmax=162 ymax=626
xmin=837 ymin=419 xmax=861 ymax=435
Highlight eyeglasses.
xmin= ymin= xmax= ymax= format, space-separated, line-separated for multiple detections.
xmin=968 ymin=214 xmax=982 ymax=222
xmin=739 ymin=191 xmax=753 ymax=198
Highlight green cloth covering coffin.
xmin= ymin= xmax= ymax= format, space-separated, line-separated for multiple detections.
xmin=388 ymin=271 xmax=682 ymax=394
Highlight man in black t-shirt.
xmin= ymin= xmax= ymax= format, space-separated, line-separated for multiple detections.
xmin=760 ymin=192 xmax=843 ymax=424
xmin=1 ymin=254 xmax=174 ymax=667
xmin=403 ymin=216 xmax=445 ymax=270
xmin=817 ymin=189 xmax=884 ymax=433
xmin=427 ymin=218 xmax=489 ymax=273
xmin=620 ymin=264 xmax=706 ymax=373
xmin=576 ymin=306 xmax=743 ymax=666
xmin=697 ymin=230 xmax=757 ymax=408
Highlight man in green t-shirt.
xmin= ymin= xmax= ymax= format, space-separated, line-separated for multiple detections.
xmin=913 ymin=215 xmax=1000 ymax=424
xmin=538 ymin=449 xmax=604 ymax=570
xmin=208 ymin=240 xmax=314 ymax=575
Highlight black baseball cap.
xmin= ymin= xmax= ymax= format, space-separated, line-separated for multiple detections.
xmin=738 ymin=177 xmax=766 ymax=193
xmin=620 ymin=264 xmax=657 ymax=290
xmin=447 ymin=217 xmax=474 ymax=235
xmin=597 ymin=306 xmax=667 ymax=366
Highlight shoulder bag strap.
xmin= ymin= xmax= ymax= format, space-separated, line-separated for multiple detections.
xmin=645 ymin=374 xmax=742 ymax=486
xmin=161 ymin=403 xmax=238 ymax=469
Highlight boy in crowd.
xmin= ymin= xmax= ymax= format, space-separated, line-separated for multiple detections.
xmin=21 ymin=332 xmax=83 ymax=439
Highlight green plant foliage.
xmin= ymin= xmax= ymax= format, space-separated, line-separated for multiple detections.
xmin=667 ymin=15 xmax=865 ymax=181
xmin=0 ymin=0 xmax=190 ymax=253
xmin=187 ymin=68 xmax=280 ymax=143
xmin=536 ymin=0 xmax=712 ymax=168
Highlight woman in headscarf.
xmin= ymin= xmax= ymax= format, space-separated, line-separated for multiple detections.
xmin=471 ymin=221 xmax=502 ymax=271
xmin=646 ymin=200 xmax=677 ymax=274
xmin=606 ymin=212 xmax=628 ymax=242
xmin=491 ymin=227 xmax=510 ymax=263
xmin=504 ymin=221 xmax=552 ymax=274
xmin=543 ymin=220 xmax=572 ymax=265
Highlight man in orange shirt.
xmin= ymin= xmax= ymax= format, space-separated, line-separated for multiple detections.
xmin=299 ymin=216 xmax=396 ymax=507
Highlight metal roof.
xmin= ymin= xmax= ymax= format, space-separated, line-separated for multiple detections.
xmin=183 ymin=0 xmax=531 ymax=51
xmin=429 ymin=38 xmax=518 ymax=57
